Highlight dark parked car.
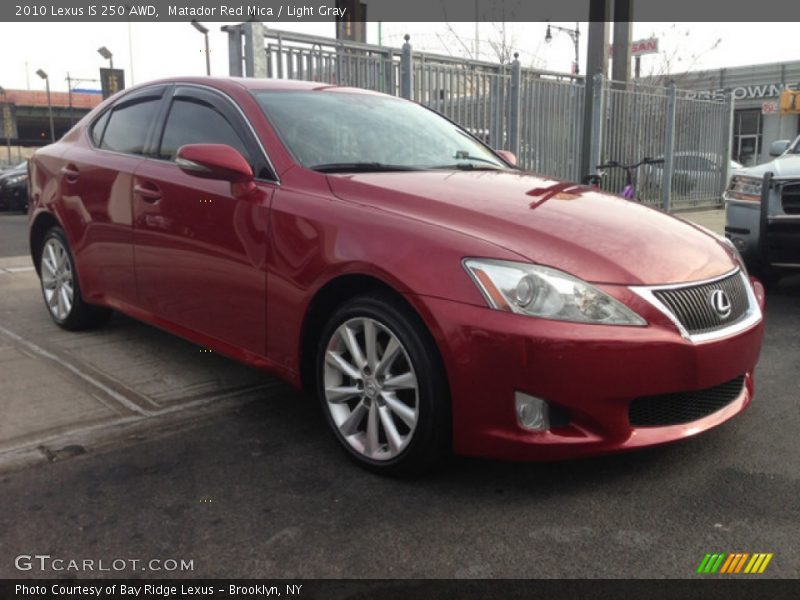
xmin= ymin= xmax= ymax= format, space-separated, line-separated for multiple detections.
xmin=28 ymin=78 xmax=765 ymax=473
xmin=0 ymin=160 xmax=29 ymax=211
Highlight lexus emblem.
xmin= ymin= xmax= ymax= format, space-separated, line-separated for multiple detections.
xmin=709 ymin=289 xmax=732 ymax=319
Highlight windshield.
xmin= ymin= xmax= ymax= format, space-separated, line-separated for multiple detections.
xmin=791 ymin=136 xmax=800 ymax=155
xmin=254 ymin=90 xmax=507 ymax=172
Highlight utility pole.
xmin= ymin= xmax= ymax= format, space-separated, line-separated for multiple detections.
xmin=128 ymin=22 xmax=135 ymax=85
xmin=474 ymin=0 xmax=479 ymax=59
xmin=580 ymin=1 xmax=612 ymax=179
xmin=36 ymin=69 xmax=55 ymax=143
xmin=0 ymin=87 xmax=12 ymax=164
xmin=611 ymin=0 xmax=633 ymax=83
xmin=191 ymin=21 xmax=211 ymax=75
xmin=66 ymin=73 xmax=73 ymax=127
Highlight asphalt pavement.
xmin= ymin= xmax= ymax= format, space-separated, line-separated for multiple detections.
xmin=0 ymin=213 xmax=28 ymax=258
xmin=0 ymin=209 xmax=798 ymax=579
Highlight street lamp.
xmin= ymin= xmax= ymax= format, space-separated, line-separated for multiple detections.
xmin=545 ymin=22 xmax=581 ymax=75
xmin=97 ymin=46 xmax=113 ymax=69
xmin=191 ymin=20 xmax=211 ymax=76
xmin=0 ymin=86 xmax=11 ymax=163
xmin=36 ymin=69 xmax=55 ymax=143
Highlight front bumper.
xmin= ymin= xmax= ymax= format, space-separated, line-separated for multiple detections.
xmin=724 ymin=197 xmax=761 ymax=265
xmin=414 ymin=280 xmax=765 ymax=461
xmin=725 ymin=184 xmax=800 ymax=269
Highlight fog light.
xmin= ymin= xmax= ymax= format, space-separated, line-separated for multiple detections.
xmin=514 ymin=391 xmax=550 ymax=431
xmin=733 ymin=237 xmax=747 ymax=251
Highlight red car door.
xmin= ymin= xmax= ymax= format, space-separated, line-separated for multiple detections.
xmin=132 ymin=85 xmax=275 ymax=356
xmin=61 ymin=85 xmax=167 ymax=307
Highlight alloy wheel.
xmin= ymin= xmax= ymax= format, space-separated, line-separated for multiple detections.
xmin=41 ymin=237 xmax=74 ymax=321
xmin=323 ymin=317 xmax=419 ymax=461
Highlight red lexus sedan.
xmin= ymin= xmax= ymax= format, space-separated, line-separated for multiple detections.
xmin=28 ymin=77 xmax=765 ymax=473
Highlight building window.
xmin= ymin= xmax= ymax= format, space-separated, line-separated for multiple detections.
xmin=733 ymin=109 xmax=762 ymax=167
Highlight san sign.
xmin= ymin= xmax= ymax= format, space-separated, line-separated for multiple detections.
xmin=631 ymin=38 xmax=659 ymax=56
xmin=608 ymin=38 xmax=659 ymax=57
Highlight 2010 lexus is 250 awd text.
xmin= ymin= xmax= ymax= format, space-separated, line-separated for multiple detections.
xmin=27 ymin=77 xmax=765 ymax=473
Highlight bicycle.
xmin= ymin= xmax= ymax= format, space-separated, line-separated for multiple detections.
xmin=583 ymin=157 xmax=665 ymax=201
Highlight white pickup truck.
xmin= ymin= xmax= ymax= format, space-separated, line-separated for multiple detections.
xmin=724 ymin=135 xmax=800 ymax=286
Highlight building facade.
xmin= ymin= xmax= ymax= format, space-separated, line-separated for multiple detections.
xmin=671 ymin=60 xmax=800 ymax=167
xmin=0 ymin=89 xmax=102 ymax=153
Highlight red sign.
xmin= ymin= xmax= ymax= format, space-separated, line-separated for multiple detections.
xmin=608 ymin=38 xmax=660 ymax=57
xmin=762 ymin=101 xmax=779 ymax=115
xmin=631 ymin=38 xmax=659 ymax=56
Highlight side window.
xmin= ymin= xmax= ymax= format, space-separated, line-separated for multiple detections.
xmin=101 ymin=98 xmax=161 ymax=155
xmin=90 ymin=110 xmax=111 ymax=146
xmin=158 ymin=97 xmax=251 ymax=165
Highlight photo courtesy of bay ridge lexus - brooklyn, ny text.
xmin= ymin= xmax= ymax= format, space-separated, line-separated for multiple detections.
xmin=0 ymin=0 xmax=798 ymax=597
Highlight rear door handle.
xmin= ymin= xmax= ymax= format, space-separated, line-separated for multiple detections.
xmin=61 ymin=164 xmax=79 ymax=183
xmin=133 ymin=182 xmax=162 ymax=203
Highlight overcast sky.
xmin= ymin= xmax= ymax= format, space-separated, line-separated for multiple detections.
xmin=0 ymin=22 xmax=797 ymax=93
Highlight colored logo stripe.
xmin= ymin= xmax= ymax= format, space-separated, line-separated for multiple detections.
xmin=697 ymin=552 xmax=773 ymax=574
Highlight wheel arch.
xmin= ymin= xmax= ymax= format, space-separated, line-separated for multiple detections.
xmin=29 ymin=211 xmax=63 ymax=275
xmin=298 ymin=273 xmax=449 ymax=398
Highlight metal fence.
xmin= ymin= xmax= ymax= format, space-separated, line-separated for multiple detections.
xmin=599 ymin=80 xmax=733 ymax=208
xmin=227 ymin=25 xmax=734 ymax=211
xmin=262 ymin=29 xmax=399 ymax=93
xmin=519 ymin=74 xmax=585 ymax=181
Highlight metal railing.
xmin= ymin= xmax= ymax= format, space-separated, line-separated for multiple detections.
xmin=519 ymin=74 xmax=585 ymax=181
xmin=599 ymin=79 xmax=733 ymax=209
xmin=262 ymin=29 xmax=399 ymax=93
xmin=228 ymin=25 xmax=734 ymax=211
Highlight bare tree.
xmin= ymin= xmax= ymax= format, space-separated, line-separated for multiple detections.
xmin=639 ymin=24 xmax=722 ymax=87
xmin=437 ymin=0 xmax=541 ymax=66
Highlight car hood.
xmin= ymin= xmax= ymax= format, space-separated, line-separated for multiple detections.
xmin=732 ymin=154 xmax=800 ymax=179
xmin=326 ymin=170 xmax=736 ymax=285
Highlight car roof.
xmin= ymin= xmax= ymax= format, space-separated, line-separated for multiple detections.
xmin=126 ymin=76 xmax=385 ymax=96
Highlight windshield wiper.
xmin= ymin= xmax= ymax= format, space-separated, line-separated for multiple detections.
xmin=430 ymin=162 xmax=503 ymax=171
xmin=453 ymin=151 xmax=504 ymax=166
xmin=310 ymin=162 xmax=422 ymax=173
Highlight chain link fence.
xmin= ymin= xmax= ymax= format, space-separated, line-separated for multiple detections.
xmin=228 ymin=25 xmax=734 ymax=211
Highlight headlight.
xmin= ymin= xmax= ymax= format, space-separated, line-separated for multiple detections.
xmin=727 ymin=176 xmax=762 ymax=201
xmin=463 ymin=258 xmax=646 ymax=326
xmin=7 ymin=174 xmax=27 ymax=185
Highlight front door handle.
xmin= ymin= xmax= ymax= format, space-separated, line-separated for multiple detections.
xmin=134 ymin=182 xmax=162 ymax=203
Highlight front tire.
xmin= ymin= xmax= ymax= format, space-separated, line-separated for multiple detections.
xmin=315 ymin=293 xmax=450 ymax=475
xmin=39 ymin=226 xmax=111 ymax=331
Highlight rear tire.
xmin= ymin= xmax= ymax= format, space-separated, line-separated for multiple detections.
xmin=38 ymin=226 xmax=112 ymax=331
xmin=315 ymin=293 xmax=450 ymax=475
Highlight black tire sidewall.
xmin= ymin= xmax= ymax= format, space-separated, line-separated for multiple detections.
xmin=315 ymin=294 xmax=449 ymax=474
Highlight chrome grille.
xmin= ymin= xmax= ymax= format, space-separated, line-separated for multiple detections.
xmin=652 ymin=272 xmax=749 ymax=334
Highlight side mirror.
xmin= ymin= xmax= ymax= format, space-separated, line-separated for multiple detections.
xmin=495 ymin=149 xmax=517 ymax=167
xmin=176 ymin=144 xmax=254 ymax=184
xmin=769 ymin=140 xmax=791 ymax=157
